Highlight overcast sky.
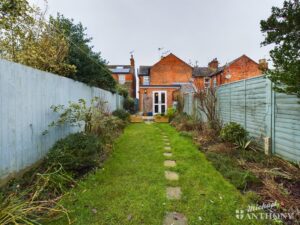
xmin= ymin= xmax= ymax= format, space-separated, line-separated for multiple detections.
xmin=29 ymin=0 xmax=283 ymax=68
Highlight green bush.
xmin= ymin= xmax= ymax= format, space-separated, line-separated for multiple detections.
xmin=123 ymin=97 xmax=135 ymax=114
xmin=167 ymin=108 xmax=176 ymax=121
xmin=112 ymin=109 xmax=130 ymax=121
xmin=220 ymin=122 xmax=248 ymax=143
xmin=116 ymin=85 xmax=129 ymax=98
xmin=46 ymin=133 xmax=102 ymax=177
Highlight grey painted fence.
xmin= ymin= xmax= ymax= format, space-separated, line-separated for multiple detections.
xmin=184 ymin=76 xmax=300 ymax=163
xmin=0 ymin=60 xmax=123 ymax=182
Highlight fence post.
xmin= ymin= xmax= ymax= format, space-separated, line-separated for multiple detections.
xmin=265 ymin=78 xmax=273 ymax=154
xmin=244 ymin=79 xmax=247 ymax=129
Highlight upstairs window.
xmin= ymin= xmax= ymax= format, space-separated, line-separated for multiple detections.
xmin=143 ymin=76 xmax=150 ymax=85
xmin=119 ymin=75 xmax=125 ymax=84
xmin=213 ymin=78 xmax=217 ymax=88
xmin=204 ymin=77 xmax=210 ymax=89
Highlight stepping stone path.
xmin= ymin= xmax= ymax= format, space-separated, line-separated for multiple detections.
xmin=164 ymin=160 xmax=176 ymax=167
xmin=165 ymin=171 xmax=179 ymax=181
xmin=166 ymin=187 xmax=182 ymax=200
xmin=163 ymin=212 xmax=187 ymax=225
xmin=161 ymin=132 xmax=187 ymax=224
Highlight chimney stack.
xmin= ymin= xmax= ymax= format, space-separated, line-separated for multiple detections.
xmin=130 ymin=54 xmax=135 ymax=68
xmin=208 ymin=58 xmax=219 ymax=71
xmin=258 ymin=59 xmax=268 ymax=71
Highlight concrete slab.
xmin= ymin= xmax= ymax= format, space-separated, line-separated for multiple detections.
xmin=163 ymin=212 xmax=187 ymax=225
xmin=166 ymin=187 xmax=182 ymax=200
xmin=165 ymin=171 xmax=179 ymax=181
xmin=163 ymin=152 xmax=172 ymax=157
xmin=164 ymin=160 xmax=176 ymax=167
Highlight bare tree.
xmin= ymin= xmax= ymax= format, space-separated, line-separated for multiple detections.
xmin=194 ymin=88 xmax=221 ymax=130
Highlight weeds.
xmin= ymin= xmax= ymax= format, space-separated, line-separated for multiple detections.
xmin=0 ymin=166 xmax=72 ymax=225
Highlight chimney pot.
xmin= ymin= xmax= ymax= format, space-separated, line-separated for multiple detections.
xmin=258 ymin=58 xmax=268 ymax=71
xmin=208 ymin=58 xmax=219 ymax=71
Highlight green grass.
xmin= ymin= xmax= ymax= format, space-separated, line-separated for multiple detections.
xmin=50 ymin=123 xmax=270 ymax=225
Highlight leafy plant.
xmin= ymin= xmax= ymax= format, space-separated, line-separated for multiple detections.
xmin=261 ymin=0 xmax=300 ymax=98
xmin=167 ymin=108 xmax=176 ymax=121
xmin=116 ymin=84 xmax=129 ymax=98
xmin=220 ymin=122 xmax=248 ymax=144
xmin=112 ymin=109 xmax=130 ymax=121
xmin=46 ymin=132 xmax=102 ymax=177
xmin=123 ymin=97 xmax=135 ymax=114
xmin=49 ymin=97 xmax=108 ymax=133
xmin=235 ymin=138 xmax=252 ymax=151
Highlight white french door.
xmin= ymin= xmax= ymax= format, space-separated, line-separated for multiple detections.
xmin=153 ymin=91 xmax=167 ymax=115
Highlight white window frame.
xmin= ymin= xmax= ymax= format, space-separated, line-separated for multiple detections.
xmin=213 ymin=78 xmax=217 ymax=88
xmin=143 ymin=76 xmax=150 ymax=85
xmin=152 ymin=91 xmax=167 ymax=115
xmin=204 ymin=77 xmax=210 ymax=89
xmin=119 ymin=75 xmax=126 ymax=84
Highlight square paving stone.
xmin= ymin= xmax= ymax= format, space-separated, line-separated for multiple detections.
xmin=164 ymin=146 xmax=171 ymax=150
xmin=164 ymin=160 xmax=176 ymax=167
xmin=163 ymin=152 xmax=172 ymax=157
xmin=166 ymin=187 xmax=182 ymax=200
xmin=165 ymin=171 xmax=179 ymax=181
xmin=163 ymin=212 xmax=187 ymax=225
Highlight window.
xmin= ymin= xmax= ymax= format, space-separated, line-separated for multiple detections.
xmin=143 ymin=76 xmax=150 ymax=85
xmin=213 ymin=78 xmax=217 ymax=88
xmin=119 ymin=75 xmax=125 ymax=84
xmin=204 ymin=77 xmax=210 ymax=89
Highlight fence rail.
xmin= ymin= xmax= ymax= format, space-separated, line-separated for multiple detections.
xmin=183 ymin=76 xmax=300 ymax=163
xmin=0 ymin=60 xmax=123 ymax=182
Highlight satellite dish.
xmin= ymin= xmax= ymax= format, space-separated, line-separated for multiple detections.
xmin=225 ymin=74 xmax=232 ymax=79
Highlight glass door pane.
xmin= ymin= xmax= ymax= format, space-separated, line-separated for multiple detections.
xmin=161 ymin=93 xmax=165 ymax=104
xmin=154 ymin=92 xmax=159 ymax=104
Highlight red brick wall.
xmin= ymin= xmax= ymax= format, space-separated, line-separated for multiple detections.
xmin=149 ymin=54 xmax=193 ymax=85
xmin=216 ymin=56 xmax=262 ymax=85
xmin=194 ymin=56 xmax=263 ymax=91
xmin=112 ymin=73 xmax=135 ymax=98
xmin=139 ymin=87 xmax=179 ymax=113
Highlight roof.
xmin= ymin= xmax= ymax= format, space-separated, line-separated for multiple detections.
xmin=192 ymin=67 xmax=212 ymax=77
xmin=193 ymin=55 xmax=259 ymax=77
xmin=138 ymin=66 xmax=151 ymax=76
xmin=151 ymin=53 xmax=193 ymax=69
xmin=108 ymin=65 xmax=133 ymax=74
xmin=174 ymin=82 xmax=197 ymax=93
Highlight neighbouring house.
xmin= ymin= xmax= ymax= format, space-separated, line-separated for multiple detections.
xmin=138 ymin=53 xmax=197 ymax=115
xmin=193 ymin=55 xmax=265 ymax=91
xmin=108 ymin=55 xmax=136 ymax=98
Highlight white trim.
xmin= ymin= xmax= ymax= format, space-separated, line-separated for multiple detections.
xmin=141 ymin=86 xmax=180 ymax=89
xmin=118 ymin=75 xmax=126 ymax=84
xmin=152 ymin=91 xmax=167 ymax=115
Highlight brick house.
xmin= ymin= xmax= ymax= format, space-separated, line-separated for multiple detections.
xmin=138 ymin=53 xmax=264 ymax=115
xmin=193 ymin=55 xmax=264 ymax=91
xmin=108 ymin=55 xmax=136 ymax=98
xmin=138 ymin=53 xmax=196 ymax=115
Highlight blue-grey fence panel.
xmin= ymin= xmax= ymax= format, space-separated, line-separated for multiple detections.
xmin=217 ymin=75 xmax=300 ymax=163
xmin=274 ymin=92 xmax=300 ymax=161
xmin=244 ymin=77 xmax=268 ymax=142
xmin=0 ymin=60 xmax=123 ymax=181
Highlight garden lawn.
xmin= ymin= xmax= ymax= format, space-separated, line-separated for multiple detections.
xmin=50 ymin=123 xmax=269 ymax=225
